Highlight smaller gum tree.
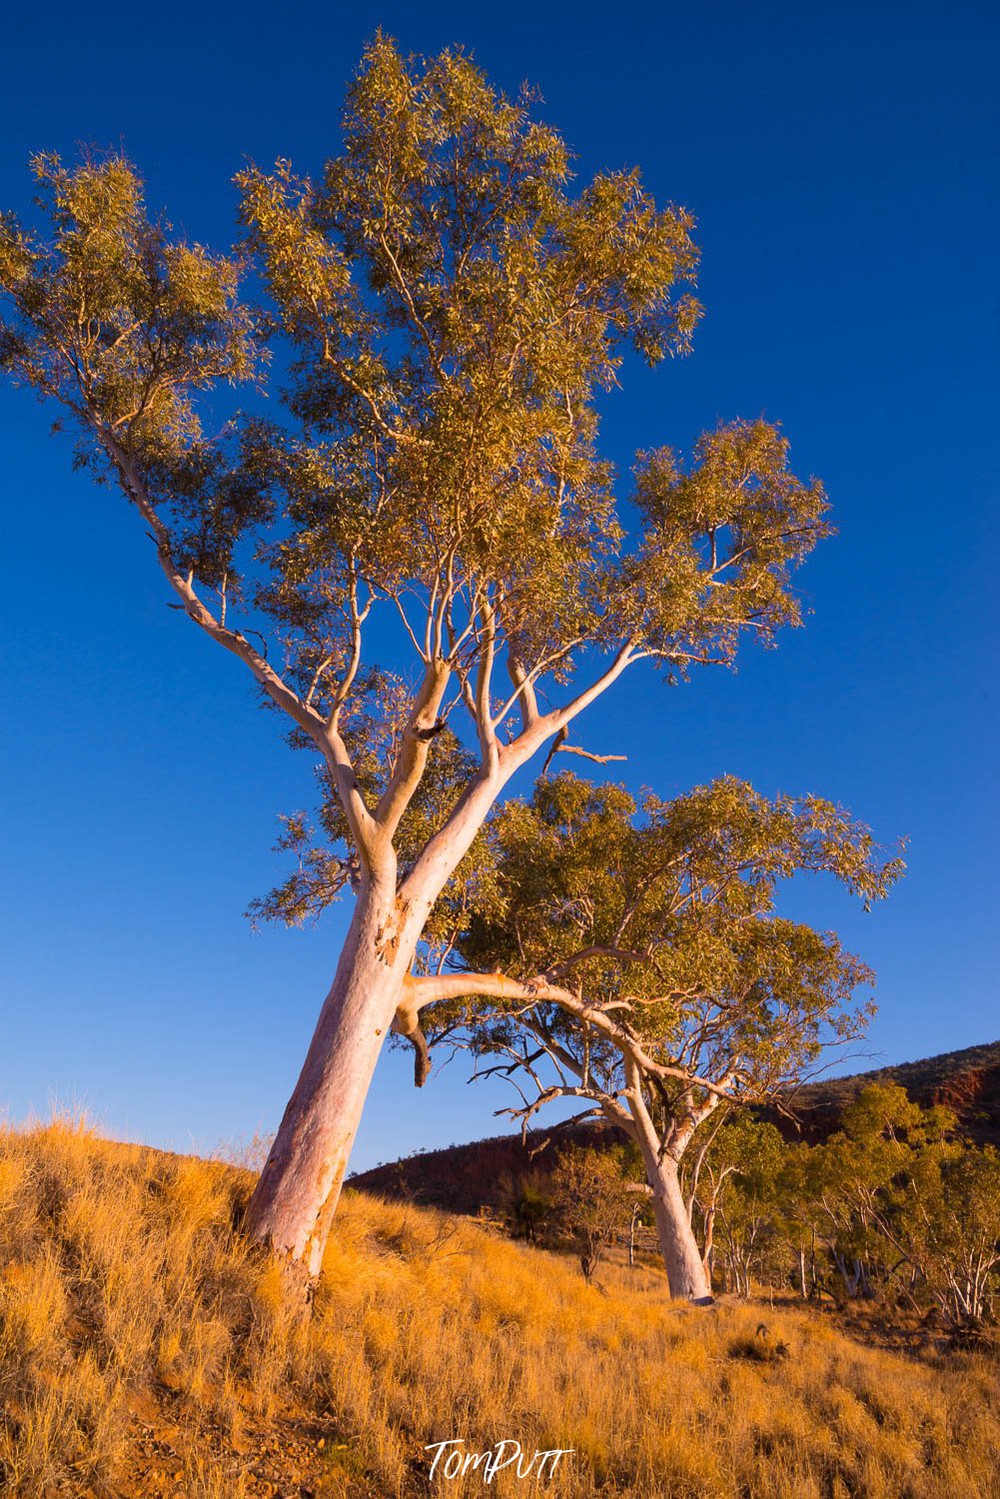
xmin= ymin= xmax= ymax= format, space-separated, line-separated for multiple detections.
xmin=693 ymin=1115 xmax=790 ymax=1296
xmin=400 ymin=772 xmax=902 ymax=1302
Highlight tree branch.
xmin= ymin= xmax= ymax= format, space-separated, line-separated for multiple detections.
xmin=374 ymin=657 xmax=451 ymax=843
xmin=505 ymin=642 xmax=638 ymax=770
xmin=391 ymin=1000 xmax=431 ymax=1088
xmin=100 ymin=430 xmax=380 ymax=860
xmin=402 ymin=970 xmax=738 ymax=1102
xmin=540 ymin=728 xmax=627 ymax=776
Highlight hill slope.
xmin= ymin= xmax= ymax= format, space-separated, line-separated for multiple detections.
xmin=786 ymin=1039 xmax=1000 ymax=1143
xmin=2 ymin=1118 xmax=999 ymax=1497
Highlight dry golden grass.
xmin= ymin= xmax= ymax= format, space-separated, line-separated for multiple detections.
xmin=0 ymin=1116 xmax=998 ymax=1497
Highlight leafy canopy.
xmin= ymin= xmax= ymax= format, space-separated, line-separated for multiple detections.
xmin=0 ymin=37 xmax=832 ymax=890
xmin=430 ymin=770 xmax=902 ymax=1147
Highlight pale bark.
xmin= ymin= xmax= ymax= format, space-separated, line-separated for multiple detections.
xmin=639 ymin=1148 xmax=714 ymax=1303
xmin=623 ymin=1060 xmax=714 ymax=1302
xmin=406 ymin=971 xmax=724 ymax=1302
xmin=99 ymin=441 xmax=662 ymax=1277
xmin=243 ymin=766 xmax=515 ymax=1273
xmin=702 ymin=1203 xmax=717 ymax=1279
xmin=244 ymin=883 xmax=410 ymax=1275
xmin=406 ymin=971 xmax=733 ymax=1102
xmin=628 ymin=1203 xmax=643 ymax=1269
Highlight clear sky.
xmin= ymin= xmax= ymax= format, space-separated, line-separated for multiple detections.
xmin=1 ymin=0 xmax=997 ymax=1171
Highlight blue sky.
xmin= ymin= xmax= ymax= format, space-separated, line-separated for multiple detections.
xmin=1 ymin=0 xmax=997 ymax=1170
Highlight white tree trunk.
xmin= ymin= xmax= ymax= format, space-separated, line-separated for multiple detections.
xmin=244 ymin=884 xmax=408 ymax=1277
xmin=702 ymin=1203 xmax=717 ymax=1279
xmin=243 ymin=763 xmax=509 ymax=1277
xmin=639 ymin=1147 xmax=714 ymax=1303
xmin=621 ymin=1061 xmax=714 ymax=1303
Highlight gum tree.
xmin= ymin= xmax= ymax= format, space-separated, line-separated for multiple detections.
xmin=410 ymin=773 xmax=900 ymax=1300
xmin=700 ymin=1117 xmax=789 ymax=1297
xmin=549 ymin=1143 xmax=633 ymax=1283
xmin=0 ymin=38 xmax=832 ymax=1276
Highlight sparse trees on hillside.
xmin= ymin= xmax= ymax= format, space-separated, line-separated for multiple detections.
xmin=906 ymin=1146 xmax=1000 ymax=1325
xmin=419 ymin=771 xmax=899 ymax=1301
xmin=687 ymin=1114 xmax=787 ymax=1293
xmin=674 ymin=1084 xmax=1000 ymax=1322
xmin=813 ymin=1084 xmax=1000 ymax=1324
xmin=0 ymin=39 xmax=834 ymax=1274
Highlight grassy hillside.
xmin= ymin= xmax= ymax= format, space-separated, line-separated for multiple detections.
xmin=1 ymin=1119 xmax=999 ymax=1497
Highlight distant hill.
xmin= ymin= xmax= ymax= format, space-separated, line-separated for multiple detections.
xmin=782 ymin=1039 xmax=1000 ymax=1145
xmin=347 ymin=1120 xmax=627 ymax=1217
xmin=349 ymin=1040 xmax=1000 ymax=1216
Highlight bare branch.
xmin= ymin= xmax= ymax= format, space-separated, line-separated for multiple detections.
xmin=541 ymin=725 xmax=627 ymax=776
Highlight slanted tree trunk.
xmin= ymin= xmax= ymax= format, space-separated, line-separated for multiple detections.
xmin=244 ymin=880 xmax=412 ymax=1276
xmin=244 ymin=756 xmax=511 ymax=1276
